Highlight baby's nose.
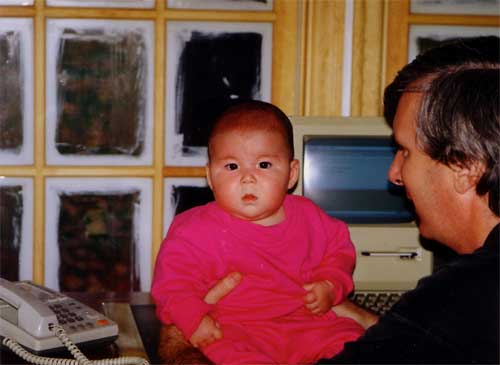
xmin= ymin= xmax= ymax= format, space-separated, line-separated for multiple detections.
xmin=240 ymin=170 xmax=257 ymax=183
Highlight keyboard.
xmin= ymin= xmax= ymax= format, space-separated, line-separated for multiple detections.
xmin=350 ymin=291 xmax=402 ymax=315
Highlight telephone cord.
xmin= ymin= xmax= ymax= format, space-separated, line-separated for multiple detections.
xmin=2 ymin=324 xmax=149 ymax=365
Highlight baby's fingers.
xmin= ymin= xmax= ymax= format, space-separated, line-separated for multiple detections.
xmin=304 ymin=291 xmax=316 ymax=304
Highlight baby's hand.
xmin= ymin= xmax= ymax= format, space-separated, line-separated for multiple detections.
xmin=303 ymin=280 xmax=335 ymax=316
xmin=189 ymin=315 xmax=223 ymax=348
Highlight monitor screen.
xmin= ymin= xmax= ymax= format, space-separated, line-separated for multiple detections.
xmin=303 ymin=135 xmax=415 ymax=224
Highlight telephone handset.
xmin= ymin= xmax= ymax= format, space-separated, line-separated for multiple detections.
xmin=0 ymin=278 xmax=148 ymax=365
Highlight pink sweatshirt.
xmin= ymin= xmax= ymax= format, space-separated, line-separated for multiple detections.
xmin=152 ymin=195 xmax=363 ymax=364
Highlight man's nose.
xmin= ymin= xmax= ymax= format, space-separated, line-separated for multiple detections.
xmin=388 ymin=151 xmax=404 ymax=186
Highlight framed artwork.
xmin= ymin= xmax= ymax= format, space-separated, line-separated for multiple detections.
xmin=0 ymin=18 xmax=34 ymax=166
xmin=411 ymin=0 xmax=500 ymax=15
xmin=46 ymin=0 xmax=154 ymax=8
xmin=408 ymin=25 xmax=500 ymax=61
xmin=165 ymin=21 xmax=273 ymax=166
xmin=0 ymin=0 xmax=33 ymax=5
xmin=167 ymin=0 xmax=272 ymax=10
xmin=46 ymin=19 xmax=154 ymax=166
xmin=0 ymin=177 xmax=33 ymax=282
xmin=163 ymin=177 xmax=213 ymax=236
xmin=45 ymin=177 xmax=152 ymax=292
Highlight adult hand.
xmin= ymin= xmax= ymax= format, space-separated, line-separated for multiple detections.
xmin=158 ymin=272 xmax=242 ymax=364
xmin=203 ymin=271 xmax=242 ymax=304
xmin=332 ymin=300 xmax=379 ymax=330
xmin=189 ymin=315 xmax=223 ymax=348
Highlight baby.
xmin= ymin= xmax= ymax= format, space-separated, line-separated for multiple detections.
xmin=152 ymin=100 xmax=364 ymax=364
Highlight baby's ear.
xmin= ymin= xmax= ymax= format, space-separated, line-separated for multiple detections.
xmin=288 ymin=159 xmax=300 ymax=189
xmin=452 ymin=161 xmax=485 ymax=194
xmin=205 ymin=164 xmax=213 ymax=190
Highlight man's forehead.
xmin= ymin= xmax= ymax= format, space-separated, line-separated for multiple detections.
xmin=393 ymin=92 xmax=422 ymax=139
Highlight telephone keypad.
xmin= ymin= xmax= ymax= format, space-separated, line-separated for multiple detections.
xmin=47 ymin=300 xmax=109 ymax=334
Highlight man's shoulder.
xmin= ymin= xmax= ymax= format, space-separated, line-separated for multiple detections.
xmin=389 ymin=249 xmax=499 ymax=341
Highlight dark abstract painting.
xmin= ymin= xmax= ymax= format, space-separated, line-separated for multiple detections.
xmin=168 ymin=0 xmax=272 ymax=10
xmin=0 ymin=31 xmax=23 ymax=154
xmin=165 ymin=22 xmax=272 ymax=165
xmin=0 ymin=186 xmax=23 ymax=281
xmin=46 ymin=19 xmax=154 ymax=165
xmin=56 ymin=192 xmax=141 ymax=293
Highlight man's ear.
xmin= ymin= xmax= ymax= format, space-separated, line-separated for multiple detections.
xmin=288 ymin=159 xmax=300 ymax=190
xmin=452 ymin=161 xmax=485 ymax=194
xmin=205 ymin=164 xmax=213 ymax=190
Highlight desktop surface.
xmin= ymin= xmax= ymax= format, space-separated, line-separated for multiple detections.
xmin=0 ymin=292 xmax=162 ymax=364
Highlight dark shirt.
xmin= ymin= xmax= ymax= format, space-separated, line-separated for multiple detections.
xmin=319 ymin=224 xmax=500 ymax=364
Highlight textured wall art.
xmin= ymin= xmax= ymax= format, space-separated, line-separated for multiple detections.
xmin=163 ymin=177 xmax=214 ymax=236
xmin=46 ymin=0 xmax=154 ymax=8
xmin=0 ymin=178 xmax=33 ymax=281
xmin=167 ymin=0 xmax=272 ymax=10
xmin=411 ymin=0 xmax=499 ymax=15
xmin=408 ymin=25 xmax=499 ymax=61
xmin=165 ymin=21 xmax=272 ymax=166
xmin=0 ymin=18 xmax=33 ymax=165
xmin=0 ymin=1 xmax=34 ymax=5
xmin=45 ymin=178 xmax=152 ymax=292
xmin=46 ymin=19 xmax=154 ymax=165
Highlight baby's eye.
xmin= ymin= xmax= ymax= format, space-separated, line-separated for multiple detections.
xmin=259 ymin=161 xmax=272 ymax=169
xmin=225 ymin=163 xmax=238 ymax=171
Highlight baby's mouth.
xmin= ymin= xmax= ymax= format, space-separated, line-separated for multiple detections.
xmin=242 ymin=194 xmax=257 ymax=202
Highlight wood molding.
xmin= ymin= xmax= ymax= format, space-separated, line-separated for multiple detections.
xmin=302 ymin=0 xmax=345 ymax=116
xmin=272 ymin=0 xmax=300 ymax=115
xmin=351 ymin=0 xmax=384 ymax=116
xmin=385 ymin=0 xmax=409 ymax=90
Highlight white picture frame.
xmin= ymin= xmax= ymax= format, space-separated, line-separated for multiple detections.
xmin=408 ymin=25 xmax=500 ymax=62
xmin=45 ymin=177 xmax=152 ymax=291
xmin=0 ymin=177 xmax=33 ymax=281
xmin=167 ymin=0 xmax=272 ymax=11
xmin=163 ymin=177 xmax=211 ymax=237
xmin=411 ymin=0 xmax=500 ymax=16
xmin=46 ymin=19 xmax=154 ymax=166
xmin=46 ymin=0 xmax=154 ymax=8
xmin=0 ymin=18 xmax=34 ymax=166
xmin=165 ymin=21 xmax=272 ymax=166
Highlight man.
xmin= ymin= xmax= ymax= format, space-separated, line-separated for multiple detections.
xmin=158 ymin=36 xmax=499 ymax=364
xmin=317 ymin=38 xmax=499 ymax=364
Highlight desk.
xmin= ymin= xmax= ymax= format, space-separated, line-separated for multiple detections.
xmin=0 ymin=292 xmax=212 ymax=364
xmin=0 ymin=292 xmax=164 ymax=364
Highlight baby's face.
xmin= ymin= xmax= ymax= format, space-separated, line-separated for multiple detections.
xmin=206 ymin=128 xmax=298 ymax=226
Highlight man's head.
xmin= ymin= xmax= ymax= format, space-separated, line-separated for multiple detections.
xmin=417 ymin=67 xmax=499 ymax=217
xmin=206 ymin=100 xmax=299 ymax=226
xmin=386 ymin=36 xmax=500 ymax=250
xmin=384 ymin=36 xmax=499 ymax=126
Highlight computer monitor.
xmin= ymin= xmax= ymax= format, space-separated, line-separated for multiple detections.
xmin=303 ymin=135 xmax=414 ymax=224
xmin=292 ymin=116 xmax=432 ymax=292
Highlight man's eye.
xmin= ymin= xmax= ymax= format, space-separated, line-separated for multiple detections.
xmin=259 ymin=161 xmax=272 ymax=169
xmin=395 ymin=147 xmax=408 ymax=159
xmin=225 ymin=163 xmax=238 ymax=171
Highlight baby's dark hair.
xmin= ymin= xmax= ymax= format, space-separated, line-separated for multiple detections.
xmin=208 ymin=100 xmax=295 ymax=160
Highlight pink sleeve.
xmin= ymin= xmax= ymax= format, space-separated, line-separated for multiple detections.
xmin=151 ymin=222 xmax=215 ymax=340
xmin=312 ymin=214 xmax=356 ymax=305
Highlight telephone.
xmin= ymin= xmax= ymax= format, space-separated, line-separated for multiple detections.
xmin=0 ymin=278 xmax=148 ymax=365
